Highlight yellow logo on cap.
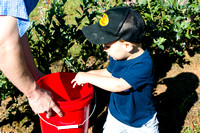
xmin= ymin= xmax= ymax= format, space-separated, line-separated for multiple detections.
xmin=99 ymin=14 xmax=109 ymax=26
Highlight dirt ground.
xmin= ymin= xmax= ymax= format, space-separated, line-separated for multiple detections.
xmin=0 ymin=52 xmax=200 ymax=133
xmin=153 ymin=52 xmax=200 ymax=133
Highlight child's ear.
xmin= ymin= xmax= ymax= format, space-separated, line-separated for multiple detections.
xmin=123 ymin=42 xmax=134 ymax=52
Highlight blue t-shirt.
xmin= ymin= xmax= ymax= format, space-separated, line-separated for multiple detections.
xmin=107 ymin=50 xmax=156 ymax=127
xmin=0 ymin=0 xmax=39 ymax=37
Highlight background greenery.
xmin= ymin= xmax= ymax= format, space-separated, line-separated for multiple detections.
xmin=0 ymin=0 xmax=199 ymax=132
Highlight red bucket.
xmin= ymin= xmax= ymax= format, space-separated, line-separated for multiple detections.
xmin=37 ymin=72 xmax=94 ymax=133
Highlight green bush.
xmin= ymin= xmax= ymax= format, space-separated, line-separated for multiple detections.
xmin=0 ymin=72 xmax=19 ymax=101
xmin=128 ymin=0 xmax=200 ymax=80
xmin=28 ymin=0 xmax=111 ymax=74
xmin=28 ymin=0 xmax=200 ymax=76
xmin=135 ymin=0 xmax=200 ymax=57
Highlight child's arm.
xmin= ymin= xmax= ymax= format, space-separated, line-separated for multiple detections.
xmin=71 ymin=71 xmax=131 ymax=92
xmin=87 ymin=68 xmax=112 ymax=77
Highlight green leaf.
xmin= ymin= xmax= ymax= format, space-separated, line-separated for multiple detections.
xmin=190 ymin=35 xmax=199 ymax=38
xmin=158 ymin=44 xmax=165 ymax=50
xmin=164 ymin=15 xmax=171 ymax=20
xmin=152 ymin=5 xmax=161 ymax=14
xmin=176 ymin=51 xmax=184 ymax=56
xmin=175 ymin=16 xmax=184 ymax=22
xmin=137 ymin=0 xmax=148 ymax=5
xmin=185 ymin=34 xmax=191 ymax=39
xmin=144 ymin=13 xmax=152 ymax=19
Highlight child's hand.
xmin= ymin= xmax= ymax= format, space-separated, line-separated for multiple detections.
xmin=71 ymin=72 xmax=88 ymax=88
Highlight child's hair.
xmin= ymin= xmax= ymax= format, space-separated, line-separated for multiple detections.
xmin=118 ymin=39 xmax=143 ymax=48
xmin=82 ymin=7 xmax=146 ymax=45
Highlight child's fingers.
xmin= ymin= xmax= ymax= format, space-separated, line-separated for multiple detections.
xmin=71 ymin=78 xmax=75 ymax=84
xmin=72 ymin=82 xmax=77 ymax=88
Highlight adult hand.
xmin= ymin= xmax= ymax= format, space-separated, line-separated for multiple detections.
xmin=28 ymin=88 xmax=63 ymax=118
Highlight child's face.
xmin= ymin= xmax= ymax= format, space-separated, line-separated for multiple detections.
xmin=104 ymin=41 xmax=130 ymax=60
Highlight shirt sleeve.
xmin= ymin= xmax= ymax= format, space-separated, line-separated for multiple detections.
xmin=121 ymin=62 xmax=154 ymax=90
xmin=106 ymin=56 xmax=114 ymax=73
xmin=0 ymin=0 xmax=38 ymax=37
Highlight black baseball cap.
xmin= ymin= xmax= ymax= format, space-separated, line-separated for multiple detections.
xmin=82 ymin=6 xmax=146 ymax=44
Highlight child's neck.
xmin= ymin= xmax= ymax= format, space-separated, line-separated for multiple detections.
xmin=127 ymin=47 xmax=144 ymax=60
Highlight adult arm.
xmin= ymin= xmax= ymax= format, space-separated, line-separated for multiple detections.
xmin=0 ymin=16 xmax=63 ymax=118
xmin=20 ymin=33 xmax=44 ymax=81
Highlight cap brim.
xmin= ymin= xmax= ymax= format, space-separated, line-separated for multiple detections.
xmin=82 ymin=24 xmax=119 ymax=44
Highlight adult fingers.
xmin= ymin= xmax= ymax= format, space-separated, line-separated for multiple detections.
xmin=46 ymin=109 xmax=52 ymax=119
xmin=43 ymin=89 xmax=63 ymax=117
xmin=51 ymin=103 xmax=63 ymax=117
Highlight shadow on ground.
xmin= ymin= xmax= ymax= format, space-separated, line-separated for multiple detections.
xmin=89 ymin=86 xmax=110 ymax=133
xmin=154 ymin=72 xmax=199 ymax=133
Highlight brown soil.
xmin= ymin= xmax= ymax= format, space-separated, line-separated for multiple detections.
xmin=0 ymin=53 xmax=200 ymax=133
xmin=154 ymin=52 xmax=200 ymax=133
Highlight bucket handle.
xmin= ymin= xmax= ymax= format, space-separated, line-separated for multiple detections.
xmin=38 ymin=90 xmax=96 ymax=130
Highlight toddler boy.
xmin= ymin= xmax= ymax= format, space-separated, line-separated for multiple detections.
xmin=71 ymin=6 xmax=159 ymax=133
